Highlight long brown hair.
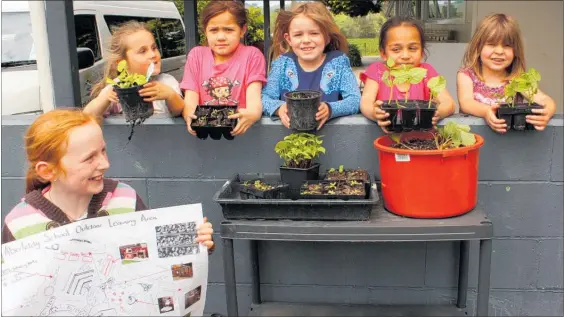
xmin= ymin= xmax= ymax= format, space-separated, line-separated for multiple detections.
xmin=270 ymin=1 xmax=348 ymax=62
xmin=90 ymin=21 xmax=153 ymax=99
xmin=462 ymin=13 xmax=526 ymax=81
xmin=25 ymin=109 xmax=100 ymax=193
xmin=200 ymin=0 xmax=248 ymax=30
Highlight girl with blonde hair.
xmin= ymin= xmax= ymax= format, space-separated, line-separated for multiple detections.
xmin=457 ymin=13 xmax=556 ymax=132
xmin=262 ymin=1 xmax=360 ymax=130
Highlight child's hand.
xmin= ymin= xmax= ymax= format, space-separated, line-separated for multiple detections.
xmin=526 ymin=106 xmax=551 ymax=131
xmin=275 ymin=104 xmax=291 ymax=129
xmin=100 ymin=86 xmax=118 ymax=104
xmin=196 ymin=217 xmax=214 ymax=251
xmin=486 ymin=104 xmax=507 ymax=133
xmin=316 ymin=102 xmax=331 ymax=130
xmin=139 ymin=82 xmax=174 ymax=102
xmin=229 ymin=108 xmax=261 ymax=136
xmin=373 ymin=100 xmax=391 ymax=133
xmin=183 ymin=107 xmax=197 ymax=136
xmin=432 ymin=111 xmax=440 ymax=126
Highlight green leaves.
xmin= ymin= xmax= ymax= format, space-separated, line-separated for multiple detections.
xmin=427 ymin=75 xmax=447 ymax=108
xmin=107 ymin=60 xmax=148 ymax=89
xmin=437 ymin=121 xmax=476 ymax=149
xmin=503 ymin=67 xmax=542 ymax=106
xmin=274 ymin=133 xmax=326 ymax=168
xmin=386 ymin=57 xmax=395 ymax=68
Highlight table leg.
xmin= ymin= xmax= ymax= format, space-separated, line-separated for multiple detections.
xmin=250 ymin=240 xmax=261 ymax=304
xmin=476 ymin=239 xmax=492 ymax=316
xmin=457 ymin=240 xmax=470 ymax=308
xmin=223 ymin=238 xmax=238 ymax=317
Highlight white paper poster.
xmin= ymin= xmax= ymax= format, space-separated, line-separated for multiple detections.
xmin=1 ymin=204 xmax=208 ymax=317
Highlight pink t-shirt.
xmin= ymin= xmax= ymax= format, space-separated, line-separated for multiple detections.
xmin=360 ymin=62 xmax=439 ymax=101
xmin=180 ymin=44 xmax=267 ymax=109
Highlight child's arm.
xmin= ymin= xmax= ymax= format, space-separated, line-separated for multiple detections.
xmin=326 ymin=58 xmax=361 ymax=119
xmin=229 ymin=82 xmax=263 ymax=136
xmin=527 ymin=89 xmax=556 ymax=131
xmin=432 ymin=87 xmax=456 ymax=125
xmin=182 ymin=90 xmax=199 ymax=136
xmin=83 ymin=86 xmax=118 ymax=117
xmin=360 ymin=78 xmax=392 ymax=132
xmin=139 ymin=80 xmax=184 ymax=116
xmin=457 ymin=72 xmax=507 ymax=133
xmin=261 ymin=57 xmax=286 ymax=117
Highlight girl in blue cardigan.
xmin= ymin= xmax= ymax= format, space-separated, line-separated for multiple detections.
xmin=262 ymin=2 xmax=360 ymax=130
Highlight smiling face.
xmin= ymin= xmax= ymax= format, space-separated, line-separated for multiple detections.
xmin=480 ymin=42 xmax=514 ymax=73
xmin=284 ymin=14 xmax=327 ymax=65
xmin=124 ymin=30 xmax=161 ymax=76
xmin=205 ymin=11 xmax=246 ymax=63
xmin=380 ymin=25 xmax=423 ymax=67
xmin=54 ymin=122 xmax=110 ymax=196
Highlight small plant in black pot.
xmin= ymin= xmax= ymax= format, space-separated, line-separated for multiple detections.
xmin=300 ymin=180 xmax=366 ymax=200
xmin=275 ymin=133 xmax=325 ymax=199
xmin=191 ymin=105 xmax=237 ymax=140
xmin=380 ymin=57 xmax=444 ymax=132
xmin=325 ymin=165 xmax=371 ymax=194
xmin=106 ymin=60 xmax=153 ymax=141
xmin=496 ymin=68 xmax=543 ymax=131
xmin=284 ymin=90 xmax=322 ymax=131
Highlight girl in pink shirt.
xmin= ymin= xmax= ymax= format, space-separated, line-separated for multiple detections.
xmin=359 ymin=17 xmax=455 ymax=133
xmin=180 ymin=1 xmax=267 ymax=136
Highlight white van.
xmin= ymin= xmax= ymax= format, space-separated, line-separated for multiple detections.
xmin=1 ymin=1 xmax=186 ymax=115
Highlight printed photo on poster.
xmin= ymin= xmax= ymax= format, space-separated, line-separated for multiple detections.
xmin=158 ymin=296 xmax=175 ymax=314
xmin=184 ymin=285 xmax=201 ymax=309
xmin=171 ymin=263 xmax=193 ymax=281
xmin=118 ymin=243 xmax=149 ymax=264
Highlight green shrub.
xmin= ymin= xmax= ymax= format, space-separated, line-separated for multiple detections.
xmin=347 ymin=44 xmax=362 ymax=67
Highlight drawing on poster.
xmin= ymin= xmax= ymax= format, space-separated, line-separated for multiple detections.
xmin=158 ymin=296 xmax=175 ymax=314
xmin=1 ymin=204 xmax=208 ymax=317
xmin=119 ymin=243 xmax=149 ymax=264
xmin=155 ymin=222 xmax=199 ymax=258
xmin=171 ymin=263 xmax=193 ymax=281
xmin=184 ymin=285 xmax=201 ymax=309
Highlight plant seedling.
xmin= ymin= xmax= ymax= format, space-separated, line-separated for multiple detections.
xmin=435 ymin=121 xmax=476 ymax=150
xmin=426 ymin=75 xmax=446 ymax=108
xmin=502 ymin=68 xmax=541 ymax=107
xmin=274 ymin=133 xmax=325 ymax=169
xmin=381 ymin=57 xmax=396 ymax=104
xmin=106 ymin=60 xmax=148 ymax=88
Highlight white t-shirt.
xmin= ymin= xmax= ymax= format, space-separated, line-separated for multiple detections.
xmin=103 ymin=73 xmax=182 ymax=116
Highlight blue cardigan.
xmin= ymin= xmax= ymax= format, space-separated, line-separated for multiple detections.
xmin=262 ymin=51 xmax=360 ymax=119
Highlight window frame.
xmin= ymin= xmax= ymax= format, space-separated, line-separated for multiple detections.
xmin=74 ymin=14 xmax=102 ymax=61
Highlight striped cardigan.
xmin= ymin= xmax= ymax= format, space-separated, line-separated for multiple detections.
xmin=2 ymin=179 xmax=145 ymax=243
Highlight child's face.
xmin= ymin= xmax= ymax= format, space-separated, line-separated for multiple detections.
xmin=55 ymin=122 xmax=109 ymax=196
xmin=124 ymin=30 xmax=161 ymax=76
xmin=205 ymin=11 xmax=246 ymax=61
xmin=284 ymin=14 xmax=327 ymax=64
xmin=480 ymin=42 xmax=514 ymax=73
xmin=380 ymin=25 xmax=423 ymax=67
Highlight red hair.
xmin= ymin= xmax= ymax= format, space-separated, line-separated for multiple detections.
xmin=25 ymin=109 xmax=100 ymax=193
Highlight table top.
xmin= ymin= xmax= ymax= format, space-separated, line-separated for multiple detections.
xmin=220 ymin=203 xmax=493 ymax=242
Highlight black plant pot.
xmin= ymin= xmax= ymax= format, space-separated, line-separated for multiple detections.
xmin=115 ymin=85 xmax=154 ymax=123
xmin=285 ymin=90 xmax=321 ymax=131
xmin=279 ymin=163 xmax=320 ymax=200
xmin=381 ymin=100 xmax=435 ymax=132
xmin=191 ymin=105 xmax=238 ymax=140
xmin=497 ymin=103 xmax=543 ymax=131
xmin=236 ymin=180 xmax=289 ymax=200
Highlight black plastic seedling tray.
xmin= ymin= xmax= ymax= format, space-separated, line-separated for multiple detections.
xmin=381 ymin=100 xmax=437 ymax=132
xmin=191 ymin=105 xmax=238 ymax=140
xmin=213 ymin=173 xmax=379 ymax=221
xmin=300 ymin=180 xmax=366 ymax=200
xmin=236 ymin=180 xmax=289 ymax=200
xmin=497 ymin=103 xmax=543 ymax=131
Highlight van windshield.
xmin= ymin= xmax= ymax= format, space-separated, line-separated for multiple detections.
xmin=1 ymin=12 xmax=36 ymax=67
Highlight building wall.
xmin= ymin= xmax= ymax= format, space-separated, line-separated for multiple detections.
xmin=2 ymin=114 xmax=562 ymax=316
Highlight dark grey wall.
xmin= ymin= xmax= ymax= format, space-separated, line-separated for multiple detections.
xmin=2 ymin=114 xmax=563 ymax=316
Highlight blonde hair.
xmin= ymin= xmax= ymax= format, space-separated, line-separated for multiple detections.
xmin=462 ymin=13 xmax=526 ymax=81
xmin=270 ymin=1 xmax=348 ymax=62
xmin=90 ymin=21 xmax=153 ymax=98
xmin=25 ymin=109 xmax=100 ymax=193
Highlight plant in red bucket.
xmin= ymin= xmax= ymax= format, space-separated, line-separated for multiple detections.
xmin=374 ymin=122 xmax=484 ymax=219
xmin=496 ymin=68 xmax=543 ymax=131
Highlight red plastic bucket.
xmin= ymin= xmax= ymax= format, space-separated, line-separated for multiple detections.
xmin=374 ymin=132 xmax=484 ymax=218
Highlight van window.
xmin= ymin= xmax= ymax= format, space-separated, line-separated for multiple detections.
xmin=158 ymin=19 xmax=185 ymax=58
xmin=75 ymin=15 xmax=101 ymax=61
xmin=104 ymin=15 xmax=184 ymax=59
